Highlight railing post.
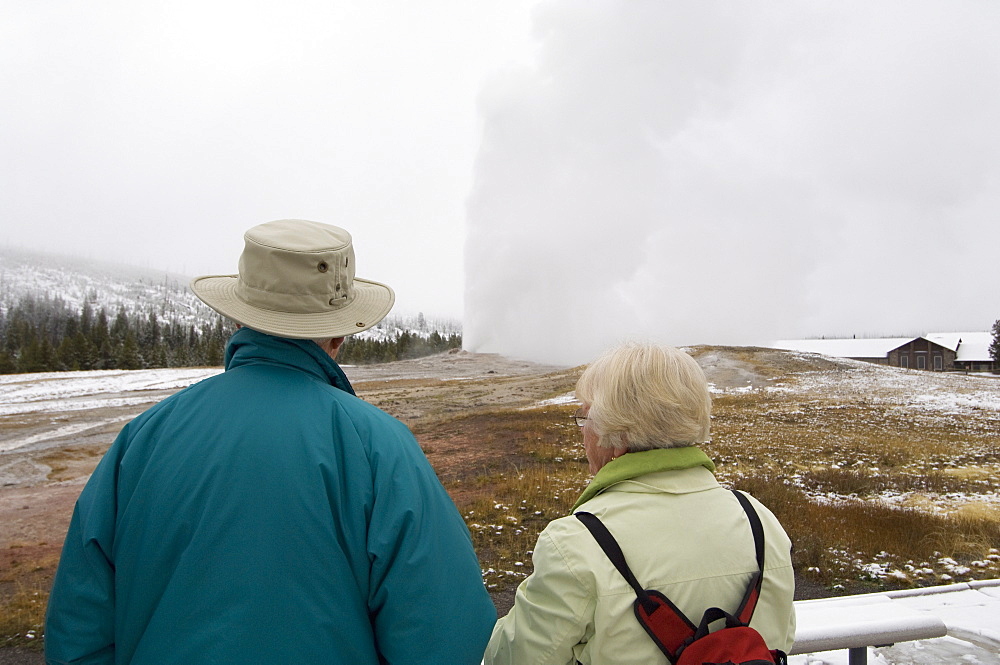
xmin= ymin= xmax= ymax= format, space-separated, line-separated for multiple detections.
xmin=848 ymin=647 xmax=867 ymax=665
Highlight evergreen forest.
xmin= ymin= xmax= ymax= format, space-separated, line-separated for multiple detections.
xmin=337 ymin=329 xmax=463 ymax=365
xmin=0 ymin=294 xmax=461 ymax=374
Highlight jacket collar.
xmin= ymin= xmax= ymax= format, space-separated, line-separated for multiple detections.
xmin=223 ymin=327 xmax=356 ymax=396
xmin=572 ymin=447 xmax=716 ymax=511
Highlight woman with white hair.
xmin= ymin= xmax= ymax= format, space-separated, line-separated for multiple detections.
xmin=484 ymin=342 xmax=795 ymax=665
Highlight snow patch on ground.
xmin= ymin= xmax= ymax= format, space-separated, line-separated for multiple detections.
xmin=0 ymin=415 xmax=135 ymax=453
xmin=761 ymin=362 xmax=1000 ymax=417
xmin=535 ymin=392 xmax=578 ymax=407
xmin=0 ymin=368 xmax=222 ymax=416
xmin=790 ymin=581 xmax=1000 ymax=664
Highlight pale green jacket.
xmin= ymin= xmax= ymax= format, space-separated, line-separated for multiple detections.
xmin=484 ymin=448 xmax=795 ymax=665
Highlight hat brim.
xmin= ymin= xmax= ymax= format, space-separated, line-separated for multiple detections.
xmin=191 ymin=274 xmax=395 ymax=339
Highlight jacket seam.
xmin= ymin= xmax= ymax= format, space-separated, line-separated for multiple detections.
xmin=603 ymin=561 xmax=795 ymax=594
xmin=534 ymin=528 xmax=596 ymax=663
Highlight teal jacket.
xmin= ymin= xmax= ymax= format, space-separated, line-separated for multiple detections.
xmin=45 ymin=328 xmax=495 ymax=664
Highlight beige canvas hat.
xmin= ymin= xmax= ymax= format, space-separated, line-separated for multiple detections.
xmin=191 ymin=219 xmax=395 ymax=339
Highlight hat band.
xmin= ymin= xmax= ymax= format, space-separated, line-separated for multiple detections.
xmin=235 ymin=278 xmax=354 ymax=314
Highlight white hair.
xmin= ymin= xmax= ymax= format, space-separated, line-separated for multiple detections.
xmin=575 ymin=342 xmax=712 ymax=450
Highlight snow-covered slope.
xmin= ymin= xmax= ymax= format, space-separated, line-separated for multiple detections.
xmin=0 ymin=245 xmax=213 ymax=326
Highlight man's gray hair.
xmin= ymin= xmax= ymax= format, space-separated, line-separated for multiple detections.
xmin=575 ymin=341 xmax=712 ymax=451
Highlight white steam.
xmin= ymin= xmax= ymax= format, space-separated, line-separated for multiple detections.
xmin=464 ymin=1 xmax=1000 ymax=365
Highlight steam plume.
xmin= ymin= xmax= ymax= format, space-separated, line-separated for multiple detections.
xmin=464 ymin=1 xmax=1000 ymax=365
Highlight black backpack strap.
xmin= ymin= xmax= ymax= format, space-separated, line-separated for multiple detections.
xmin=575 ymin=512 xmax=697 ymax=663
xmin=731 ymin=490 xmax=766 ymax=625
xmin=575 ymin=493 xmax=769 ymax=658
xmin=574 ymin=512 xmax=650 ymax=606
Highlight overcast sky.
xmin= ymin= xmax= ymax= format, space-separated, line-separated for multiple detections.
xmin=465 ymin=1 xmax=1000 ymax=363
xmin=4 ymin=2 xmax=999 ymax=364
xmin=1 ymin=0 xmax=537 ymax=319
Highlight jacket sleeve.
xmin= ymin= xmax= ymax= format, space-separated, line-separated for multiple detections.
xmin=746 ymin=494 xmax=797 ymax=653
xmin=364 ymin=421 xmax=496 ymax=665
xmin=44 ymin=431 xmax=125 ymax=665
xmin=484 ymin=525 xmax=595 ymax=665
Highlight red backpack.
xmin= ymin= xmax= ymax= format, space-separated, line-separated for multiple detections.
xmin=575 ymin=490 xmax=787 ymax=665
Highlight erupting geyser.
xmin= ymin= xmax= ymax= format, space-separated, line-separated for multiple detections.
xmin=464 ymin=1 xmax=1000 ymax=365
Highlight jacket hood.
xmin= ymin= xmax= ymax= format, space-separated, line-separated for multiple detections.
xmin=223 ymin=327 xmax=356 ymax=395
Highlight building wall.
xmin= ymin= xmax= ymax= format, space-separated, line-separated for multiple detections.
xmin=888 ymin=339 xmax=956 ymax=371
xmin=849 ymin=356 xmax=890 ymax=365
xmin=954 ymin=359 xmax=999 ymax=372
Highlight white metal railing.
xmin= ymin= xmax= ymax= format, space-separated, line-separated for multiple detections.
xmin=790 ymin=579 xmax=1000 ymax=664
xmin=482 ymin=579 xmax=1000 ymax=665
xmin=791 ymin=594 xmax=946 ymax=663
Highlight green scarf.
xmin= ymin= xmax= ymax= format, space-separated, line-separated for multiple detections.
xmin=572 ymin=447 xmax=716 ymax=511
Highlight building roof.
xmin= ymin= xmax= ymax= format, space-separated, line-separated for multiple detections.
xmin=923 ymin=333 xmax=962 ymax=352
xmin=940 ymin=332 xmax=995 ymax=362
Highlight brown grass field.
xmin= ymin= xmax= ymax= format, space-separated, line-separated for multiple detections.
xmin=1 ymin=347 xmax=998 ymax=653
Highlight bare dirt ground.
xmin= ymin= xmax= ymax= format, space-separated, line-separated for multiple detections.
xmin=0 ymin=347 xmax=819 ymax=661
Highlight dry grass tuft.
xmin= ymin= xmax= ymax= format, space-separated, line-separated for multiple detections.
xmin=0 ymin=543 xmax=60 ymax=649
xmin=438 ymin=404 xmax=589 ymax=589
xmin=0 ymin=580 xmax=47 ymax=650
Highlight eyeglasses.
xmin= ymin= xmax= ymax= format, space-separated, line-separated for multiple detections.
xmin=573 ymin=409 xmax=588 ymax=427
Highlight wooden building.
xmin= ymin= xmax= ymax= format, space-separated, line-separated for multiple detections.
xmin=935 ymin=332 xmax=998 ymax=372
xmin=773 ymin=331 xmax=997 ymax=372
xmin=887 ymin=337 xmax=956 ymax=371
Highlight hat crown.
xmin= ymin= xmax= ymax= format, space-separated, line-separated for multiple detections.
xmin=246 ymin=218 xmax=350 ymax=253
xmin=236 ymin=219 xmax=357 ymax=314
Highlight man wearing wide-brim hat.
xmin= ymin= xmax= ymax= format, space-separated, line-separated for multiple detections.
xmin=45 ymin=220 xmax=496 ymax=665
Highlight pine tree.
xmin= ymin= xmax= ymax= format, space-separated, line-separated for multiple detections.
xmin=20 ymin=334 xmax=54 ymax=373
xmin=990 ymin=319 xmax=1000 ymax=367
xmin=118 ymin=330 xmax=143 ymax=369
xmin=111 ymin=306 xmax=129 ymax=343
xmin=77 ymin=333 xmax=99 ymax=370
xmin=0 ymin=348 xmax=15 ymax=374
xmin=98 ymin=338 xmax=115 ymax=370
xmin=93 ymin=309 xmax=110 ymax=351
xmin=396 ymin=331 xmax=412 ymax=360
xmin=80 ymin=300 xmax=94 ymax=336
xmin=56 ymin=335 xmax=78 ymax=371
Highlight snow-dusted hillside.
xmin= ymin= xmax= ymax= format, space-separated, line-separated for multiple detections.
xmin=0 ymin=246 xmax=213 ymax=326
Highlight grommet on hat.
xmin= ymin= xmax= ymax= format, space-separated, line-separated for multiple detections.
xmin=190 ymin=219 xmax=395 ymax=339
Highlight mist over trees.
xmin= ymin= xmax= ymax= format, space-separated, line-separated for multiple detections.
xmin=0 ymin=294 xmax=461 ymax=374
xmin=337 ymin=329 xmax=462 ymax=365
